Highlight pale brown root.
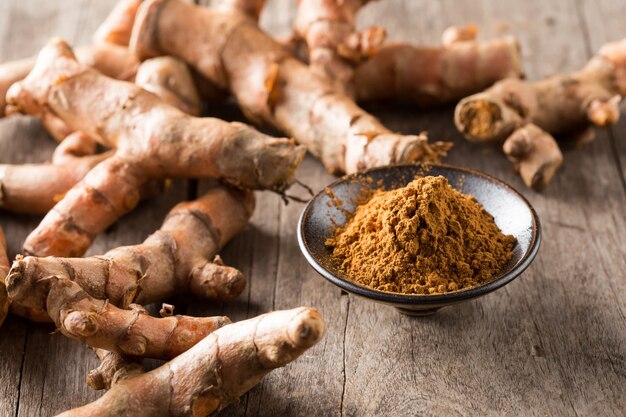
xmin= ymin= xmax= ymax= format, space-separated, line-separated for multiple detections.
xmin=5 ymin=265 xmax=231 ymax=358
xmin=57 ymin=307 xmax=325 ymax=417
xmin=454 ymin=92 xmax=525 ymax=143
xmin=8 ymin=39 xmax=303 ymax=257
xmin=455 ymin=38 xmax=626 ymax=143
xmin=74 ymin=43 xmax=140 ymax=81
xmin=291 ymin=3 xmax=517 ymax=106
xmin=93 ymin=0 xmax=143 ymax=46
xmin=353 ymin=36 xmax=522 ymax=107
xmin=130 ymin=0 xmax=446 ymax=175
xmin=0 ymin=227 xmax=9 ymax=327
xmin=9 ymin=185 xmax=253 ymax=320
xmin=216 ymin=0 xmax=266 ymax=21
xmin=92 ymin=0 xmax=226 ymax=103
xmin=503 ymin=124 xmax=563 ymax=191
xmin=0 ymin=43 xmax=139 ymax=145
xmin=586 ymin=95 xmax=621 ymax=126
xmin=0 ymin=132 xmax=111 ymax=214
xmin=293 ymin=0 xmax=385 ymax=94
xmin=0 ymin=58 xmax=38 ymax=117
xmin=22 ymin=157 xmax=150 ymax=257
xmin=135 ymin=56 xmax=202 ymax=116
xmin=87 ymin=348 xmax=144 ymax=391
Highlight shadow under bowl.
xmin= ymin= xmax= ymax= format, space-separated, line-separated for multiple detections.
xmin=297 ymin=163 xmax=542 ymax=316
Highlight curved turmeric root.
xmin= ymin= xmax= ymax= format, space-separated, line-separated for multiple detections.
xmin=0 ymin=43 xmax=139 ymax=118
xmin=456 ymin=38 xmax=626 ymax=143
xmin=0 ymin=132 xmax=111 ymax=214
xmin=293 ymin=0 xmax=386 ymax=95
xmin=87 ymin=348 xmax=144 ymax=391
xmin=0 ymin=55 xmax=200 ymax=216
xmin=502 ymin=124 xmax=563 ymax=190
xmin=292 ymin=0 xmax=521 ymax=106
xmin=454 ymin=38 xmax=626 ymax=189
xmin=93 ymin=0 xmax=143 ymax=46
xmin=57 ymin=307 xmax=325 ymax=417
xmin=6 ymin=264 xmax=231 ymax=358
xmin=7 ymin=39 xmax=304 ymax=257
xmin=136 ymin=56 xmax=202 ymax=116
xmin=5 ymin=185 xmax=251 ymax=358
xmin=353 ymin=32 xmax=521 ymax=107
xmin=0 ymin=227 xmax=9 ymax=327
xmin=131 ymin=0 xmax=448 ymax=175
xmin=8 ymin=185 xmax=253 ymax=319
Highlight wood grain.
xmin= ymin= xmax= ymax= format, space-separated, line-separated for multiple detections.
xmin=0 ymin=1 xmax=624 ymax=416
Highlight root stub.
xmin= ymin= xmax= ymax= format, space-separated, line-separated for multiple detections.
xmin=456 ymin=99 xmax=504 ymax=142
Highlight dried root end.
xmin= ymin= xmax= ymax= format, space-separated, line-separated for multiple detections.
xmin=503 ymin=124 xmax=563 ymax=191
xmin=586 ymin=96 xmax=621 ymax=127
xmin=456 ymin=99 xmax=505 ymax=143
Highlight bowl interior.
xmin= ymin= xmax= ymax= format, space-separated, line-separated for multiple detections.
xmin=298 ymin=164 xmax=540 ymax=304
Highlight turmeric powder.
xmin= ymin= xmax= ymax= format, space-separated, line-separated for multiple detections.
xmin=326 ymin=176 xmax=516 ymax=294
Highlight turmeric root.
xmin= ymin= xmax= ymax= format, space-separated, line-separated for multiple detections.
xmin=352 ymin=31 xmax=522 ymax=107
xmin=502 ymin=124 xmax=563 ymax=190
xmin=455 ymin=38 xmax=626 ymax=189
xmin=7 ymin=39 xmax=304 ymax=257
xmin=0 ymin=43 xmax=139 ymax=118
xmin=293 ymin=0 xmax=386 ymax=95
xmin=93 ymin=0 xmax=143 ymax=46
xmin=0 ymin=227 xmax=9 ymax=326
xmin=8 ymin=184 xmax=253 ymax=316
xmin=135 ymin=56 xmax=202 ymax=116
xmin=87 ymin=348 xmax=144 ymax=391
xmin=7 ymin=266 xmax=232 ymax=358
xmin=0 ymin=132 xmax=111 ymax=214
xmin=0 ymin=54 xmax=203 ymax=215
xmin=291 ymin=0 xmax=521 ymax=106
xmin=5 ymin=185 xmax=251 ymax=358
xmin=57 ymin=307 xmax=325 ymax=417
xmin=130 ymin=0 xmax=449 ymax=175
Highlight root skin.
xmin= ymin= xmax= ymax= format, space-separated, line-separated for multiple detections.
xmin=503 ymin=124 xmax=563 ymax=191
xmin=354 ymin=36 xmax=522 ymax=107
xmin=8 ymin=185 xmax=253 ymax=318
xmin=455 ymin=38 xmax=626 ymax=143
xmin=93 ymin=0 xmax=143 ymax=46
xmin=291 ymin=0 xmax=520 ymax=107
xmin=130 ymin=0 xmax=447 ymax=175
xmin=0 ymin=132 xmax=110 ymax=214
xmin=293 ymin=0 xmax=384 ymax=95
xmin=136 ymin=56 xmax=202 ymax=116
xmin=57 ymin=307 xmax=325 ymax=417
xmin=455 ymin=38 xmax=626 ymax=189
xmin=87 ymin=348 xmax=144 ymax=391
xmin=8 ymin=39 xmax=303 ymax=257
xmin=5 ymin=264 xmax=232 ymax=357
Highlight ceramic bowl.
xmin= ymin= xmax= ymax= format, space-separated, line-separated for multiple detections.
xmin=297 ymin=164 xmax=541 ymax=315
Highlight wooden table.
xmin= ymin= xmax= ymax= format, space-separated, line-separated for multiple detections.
xmin=0 ymin=1 xmax=624 ymax=416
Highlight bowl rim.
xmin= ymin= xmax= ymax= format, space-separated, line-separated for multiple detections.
xmin=297 ymin=163 xmax=542 ymax=306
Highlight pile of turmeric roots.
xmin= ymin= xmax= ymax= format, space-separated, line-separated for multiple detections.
xmin=0 ymin=0 xmax=625 ymax=415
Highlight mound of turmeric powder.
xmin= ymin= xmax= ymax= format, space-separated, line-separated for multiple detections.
xmin=326 ymin=176 xmax=516 ymax=295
